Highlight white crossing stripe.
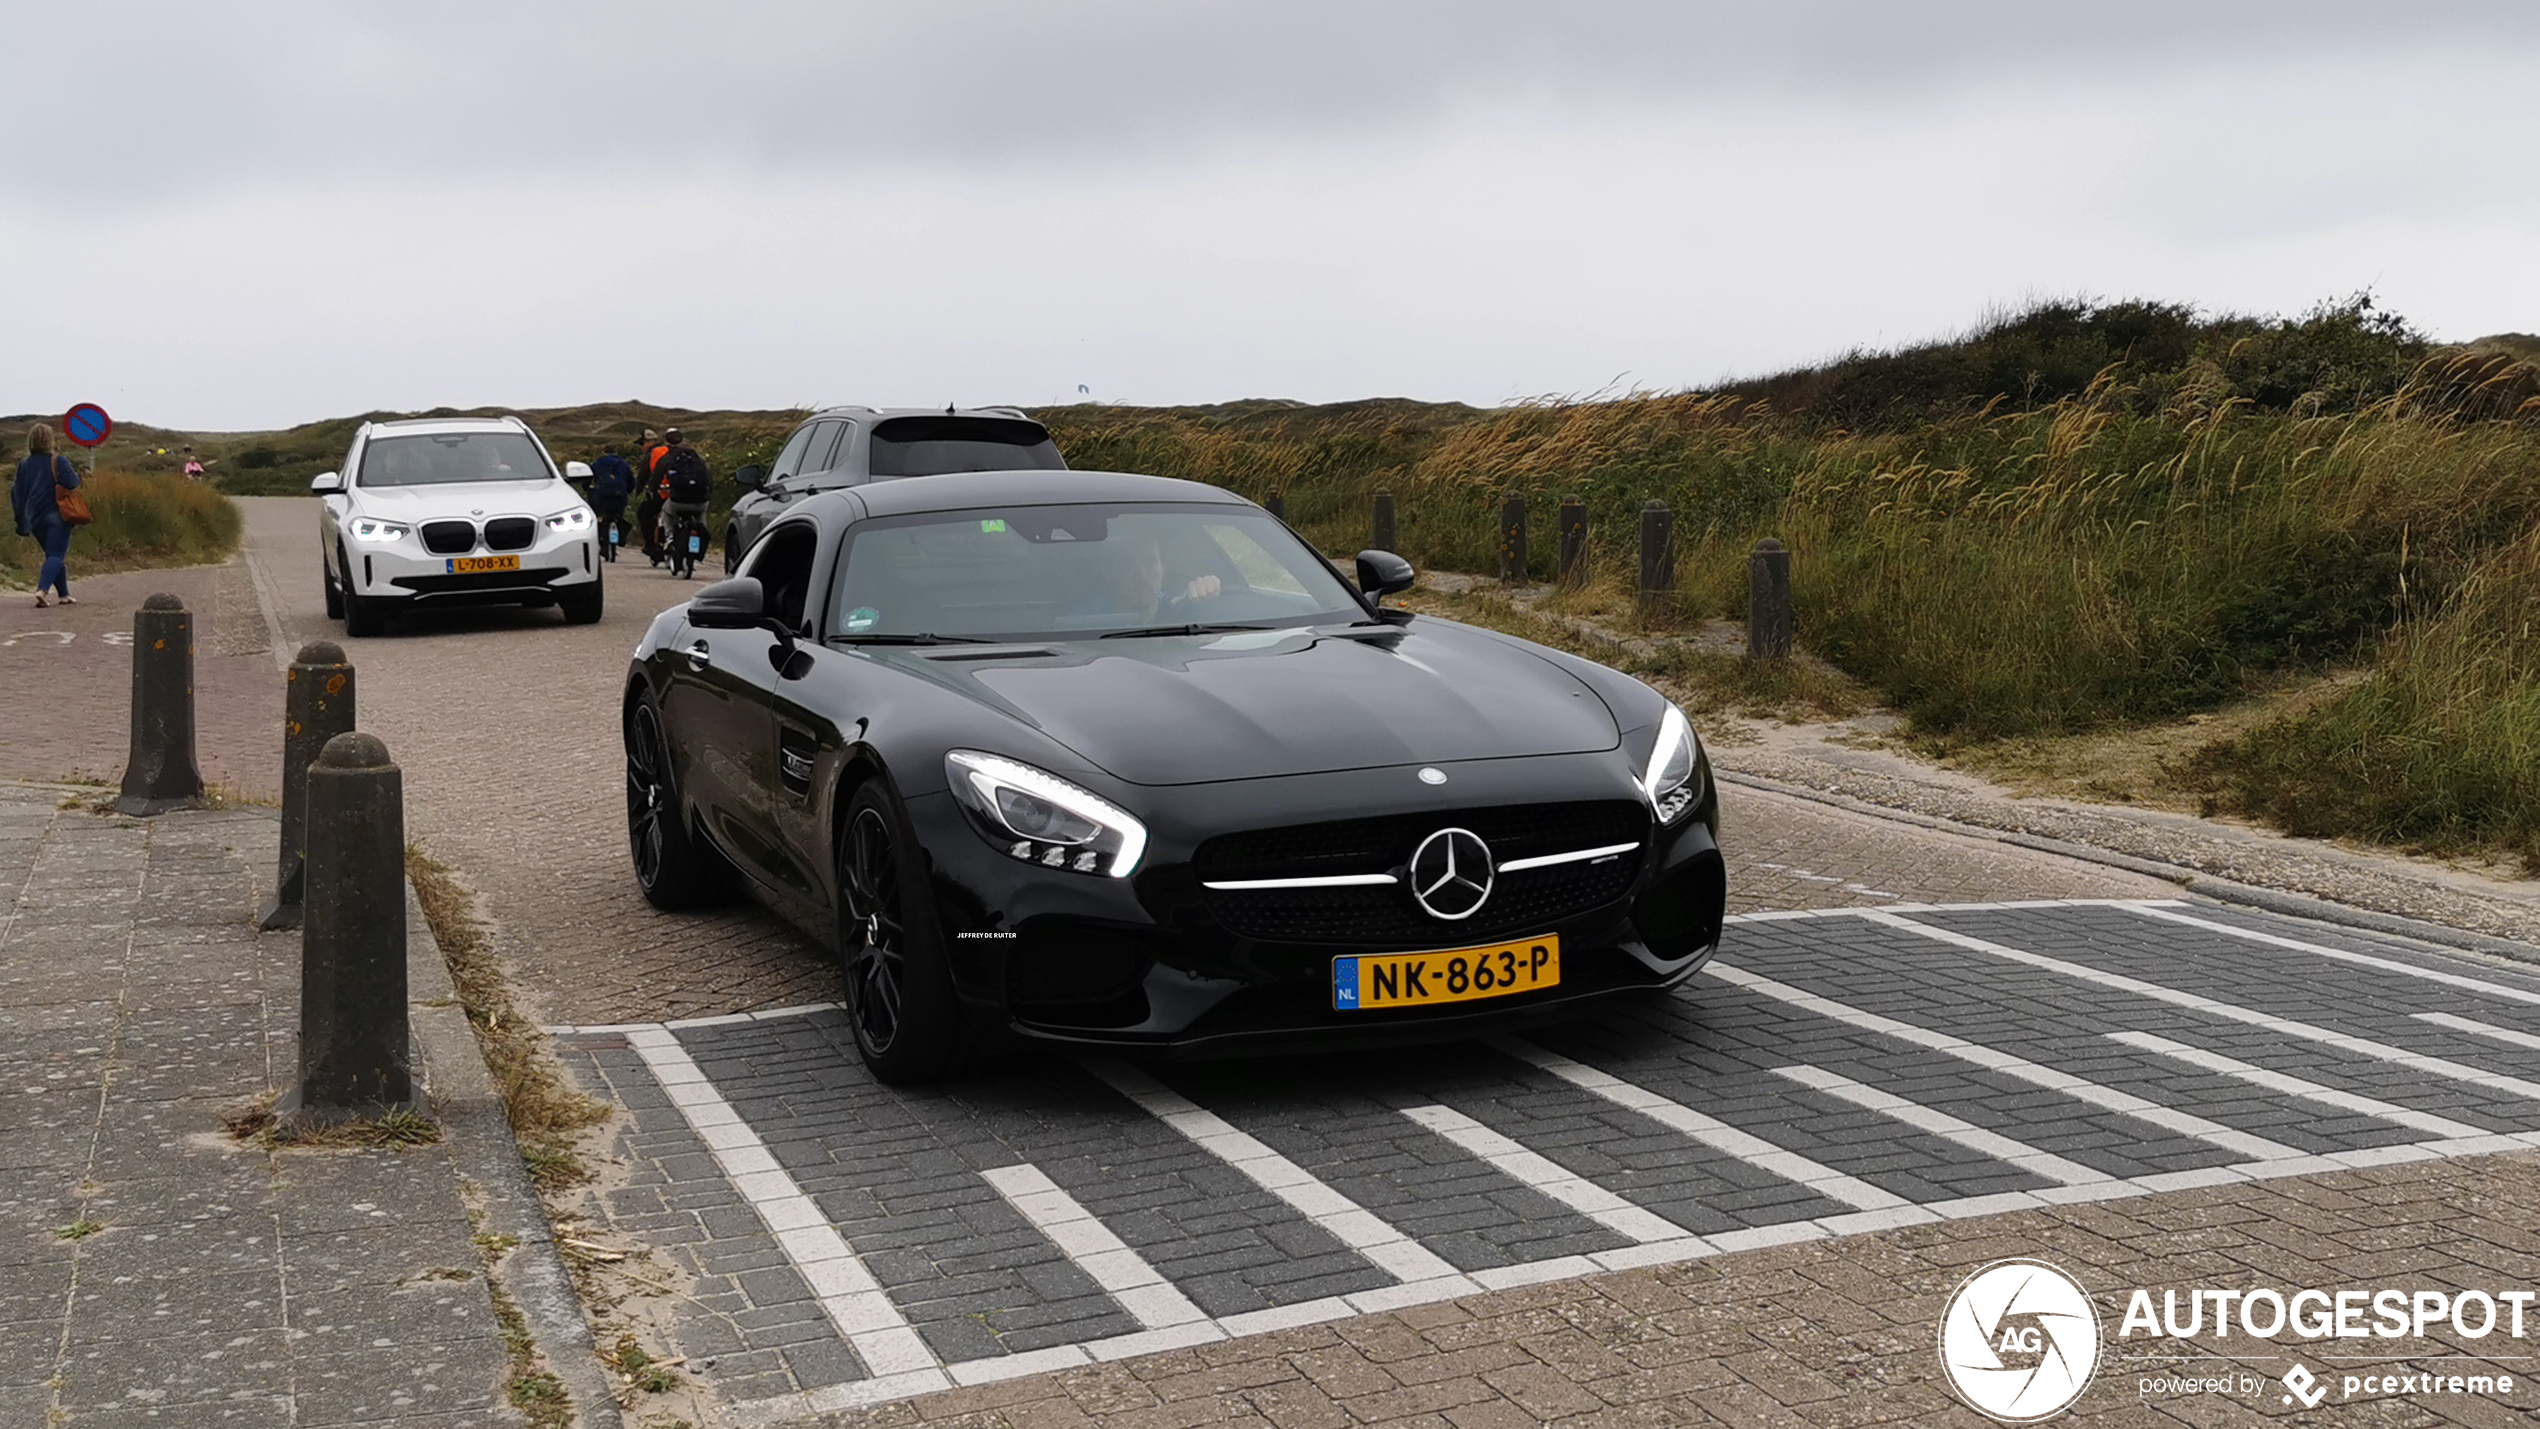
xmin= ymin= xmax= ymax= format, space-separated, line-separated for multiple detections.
xmin=624 ymin=1028 xmax=948 ymax=1393
xmin=1488 ymin=1037 xmax=1912 ymax=1211
xmin=2120 ymin=904 xmax=2540 ymax=1008
xmin=2108 ymin=1031 xmax=2491 ymax=1141
xmin=1397 ymin=1104 xmax=1707 ymax=1247
xmin=1866 ymin=910 xmax=2540 ymax=1106
xmin=979 ymin=1164 xmax=1218 ymax=1334
xmin=1081 ymin=1058 xmax=1476 ymax=1294
xmin=1705 ymin=961 xmax=2303 ymax=1161
xmin=1772 ymin=1065 xmax=2116 ymax=1187
xmin=2418 ymin=1012 xmax=2540 ymax=1052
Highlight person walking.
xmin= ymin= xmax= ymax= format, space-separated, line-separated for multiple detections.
xmin=12 ymin=424 xmax=83 ymax=607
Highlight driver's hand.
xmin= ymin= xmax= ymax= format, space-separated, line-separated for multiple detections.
xmin=1182 ymin=575 xmax=1221 ymax=602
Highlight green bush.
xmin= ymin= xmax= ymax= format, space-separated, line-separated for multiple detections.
xmin=3 ymin=471 xmax=243 ymax=584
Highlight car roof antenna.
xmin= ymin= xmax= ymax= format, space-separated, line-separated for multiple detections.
xmin=946 ymin=400 xmax=956 ymax=414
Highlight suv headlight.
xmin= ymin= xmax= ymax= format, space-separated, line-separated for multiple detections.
xmin=1637 ymin=703 xmax=1705 ymax=824
xmin=546 ymin=508 xmax=593 ymax=532
xmin=349 ymin=518 xmax=408 ymax=543
xmin=946 ymin=750 xmax=1148 ymax=877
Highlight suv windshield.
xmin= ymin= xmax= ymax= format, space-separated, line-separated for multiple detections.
xmin=830 ymin=502 xmax=1364 ymax=641
xmin=359 ymin=432 xmax=552 ymax=488
xmin=867 ymin=416 xmax=1065 ymax=477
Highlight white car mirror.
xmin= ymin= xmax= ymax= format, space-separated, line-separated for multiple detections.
xmin=564 ymin=460 xmax=593 ymax=480
xmin=310 ymin=471 xmax=344 ymax=494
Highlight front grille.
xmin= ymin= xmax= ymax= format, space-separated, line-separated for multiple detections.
xmin=1195 ymin=800 xmax=1648 ymax=946
xmin=389 ymin=567 xmax=569 ymax=595
xmin=483 ymin=517 xmax=537 ymax=551
xmin=420 ymin=520 xmax=477 ymax=555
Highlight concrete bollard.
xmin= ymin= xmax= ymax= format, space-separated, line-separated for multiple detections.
xmin=115 ymin=594 xmax=207 ymax=816
xmin=1498 ymin=493 xmax=1527 ymax=584
xmin=1265 ymin=489 xmax=1285 ymax=521
xmin=1748 ymin=537 xmax=1793 ymax=660
xmin=276 ymin=731 xmax=411 ymax=1128
xmin=1557 ymin=497 xmax=1587 ymax=587
xmin=259 ymin=641 xmax=357 ymax=931
xmin=1636 ymin=501 xmax=1675 ymax=620
xmin=1372 ymin=489 xmax=1396 ymax=554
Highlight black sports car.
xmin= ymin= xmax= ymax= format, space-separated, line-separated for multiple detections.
xmin=624 ymin=470 xmax=1726 ymax=1081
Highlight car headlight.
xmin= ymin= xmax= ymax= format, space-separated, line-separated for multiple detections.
xmin=546 ymin=508 xmax=593 ymax=532
xmin=1637 ymin=703 xmax=1705 ymax=824
xmin=946 ymin=750 xmax=1148 ymax=877
xmin=348 ymin=518 xmax=409 ymax=543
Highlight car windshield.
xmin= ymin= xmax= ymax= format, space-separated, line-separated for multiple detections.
xmin=868 ymin=416 xmax=1065 ymax=477
xmin=829 ymin=502 xmax=1366 ymax=641
xmin=359 ymin=432 xmax=552 ymax=487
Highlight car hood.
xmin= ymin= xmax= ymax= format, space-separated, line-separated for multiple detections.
xmin=889 ymin=622 xmax=1620 ymax=786
xmin=348 ymin=479 xmax=575 ymax=515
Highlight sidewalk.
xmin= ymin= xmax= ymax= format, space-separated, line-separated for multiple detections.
xmin=0 ymin=784 xmax=545 ymax=1427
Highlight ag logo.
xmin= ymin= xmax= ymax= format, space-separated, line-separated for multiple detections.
xmin=1937 ymin=1258 xmax=2101 ymax=1422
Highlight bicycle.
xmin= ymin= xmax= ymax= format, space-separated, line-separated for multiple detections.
xmin=662 ymin=502 xmax=710 ymax=580
xmin=595 ymin=509 xmax=626 ymax=563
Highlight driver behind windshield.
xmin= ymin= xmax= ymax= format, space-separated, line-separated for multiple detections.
xmin=1087 ymin=531 xmax=1220 ymax=621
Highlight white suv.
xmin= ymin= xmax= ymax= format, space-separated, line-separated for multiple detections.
xmin=314 ymin=416 xmax=602 ymax=635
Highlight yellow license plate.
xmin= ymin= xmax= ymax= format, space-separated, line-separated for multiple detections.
xmin=447 ymin=556 xmax=520 ymax=574
xmin=1334 ymin=935 xmax=1560 ymax=1011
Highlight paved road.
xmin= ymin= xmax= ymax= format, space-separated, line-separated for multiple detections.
xmin=229 ymin=496 xmax=2173 ymax=1028
xmin=548 ymin=897 xmax=2540 ymax=1425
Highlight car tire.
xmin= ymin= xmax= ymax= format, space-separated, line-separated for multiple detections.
xmin=323 ymin=560 xmax=343 ymax=619
xmin=624 ymin=697 xmax=739 ymax=911
xmin=837 ymin=779 xmax=968 ymax=1084
xmin=560 ymin=577 xmax=603 ymax=626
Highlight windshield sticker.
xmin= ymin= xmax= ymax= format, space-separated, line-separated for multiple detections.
xmin=980 ymin=518 xmax=1008 ymax=533
xmin=844 ymin=606 xmax=880 ymax=631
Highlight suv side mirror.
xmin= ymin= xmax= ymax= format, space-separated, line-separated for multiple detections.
xmin=310 ymin=471 xmax=343 ymax=494
xmin=1355 ymin=549 xmax=1414 ymax=598
xmin=564 ymin=460 xmax=593 ymax=481
xmin=688 ymin=577 xmax=765 ymax=629
xmin=733 ymin=464 xmax=768 ymax=492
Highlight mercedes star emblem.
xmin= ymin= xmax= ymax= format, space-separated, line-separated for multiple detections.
xmin=1408 ymin=827 xmax=1493 ymax=920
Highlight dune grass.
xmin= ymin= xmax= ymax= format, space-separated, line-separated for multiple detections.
xmin=2 ymin=469 xmax=243 ymax=586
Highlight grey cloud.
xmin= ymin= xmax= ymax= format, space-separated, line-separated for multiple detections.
xmin=20 ymin=0 xmax=2540 ymax=204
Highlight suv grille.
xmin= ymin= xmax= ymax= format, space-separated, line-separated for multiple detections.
xmin=1194 ymin=800 xmax=1648 ymax=946
xmin=420 ymin=520 xmax=477 ymax=555
xmin=483 ymin=517 xmax=537 ymax=552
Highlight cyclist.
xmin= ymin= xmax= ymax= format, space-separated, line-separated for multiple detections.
xmin=656 ymin=430 xmax=715 ymax=575
xmin=635 ymin=428 xmax=669 ymax=564
xmin=588 ymin=445 xmax=634 ymax=560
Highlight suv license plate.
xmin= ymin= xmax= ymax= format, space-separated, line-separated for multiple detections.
xmin=1333 ymin=936 xmax=1559 ymax=1011
xmin=447 ymin=556 xmax=520 ymax=574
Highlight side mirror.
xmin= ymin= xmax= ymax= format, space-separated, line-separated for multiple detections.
xmin=733 ymin=464 xmax=768 ymax=492
xmin=310 ymin=471 xmax=343 ymax=494
xmin=688 ymin=577 xmax=765 ymax=629
xmin=1355 ymin=549 xmax=1415 ymax=598
xmin=564 ymin=460 xmax=593 ymax=481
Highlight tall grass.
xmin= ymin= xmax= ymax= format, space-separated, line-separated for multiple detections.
xmin=2 ymin=471 xmax=243 ymax=585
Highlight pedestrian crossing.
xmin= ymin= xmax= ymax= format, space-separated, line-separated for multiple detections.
xmin=556 ymin=897 xmax=2540 ymax=1425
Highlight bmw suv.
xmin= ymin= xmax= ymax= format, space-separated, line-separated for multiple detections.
xmin=722 ymin=406 xmax=1065 ymax=573
xmin=314 ymin=415 xmax=603 ymax=635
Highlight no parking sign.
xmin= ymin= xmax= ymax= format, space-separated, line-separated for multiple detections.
xmin=63 ymin=403 xmax=112 ymax=448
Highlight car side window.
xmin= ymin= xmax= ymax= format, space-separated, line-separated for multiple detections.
xmin=793 ymin=422 xmax=843 ymax=481
xmin=744 ymin=522 xmax=822 ymax=635
xmin=767 ymin=424 xmax=820 ymax=486
xmin=807 ymin=422 xmax=853 ymax=476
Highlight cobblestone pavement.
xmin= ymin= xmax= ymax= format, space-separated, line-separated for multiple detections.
xmin=0 ymin=786 xmax=515 ymax=1427
xmin=546 ymin=897 xmax=2540 ymax=1426
xmin=0 ymin=560 xmax=282 ymax=800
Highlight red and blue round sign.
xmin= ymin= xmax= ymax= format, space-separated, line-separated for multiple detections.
xmin=63 ymin=403 xmax=112 ymax=448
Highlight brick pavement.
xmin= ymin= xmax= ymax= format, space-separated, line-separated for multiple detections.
xmin=0 ymin=786 xmax=517 ymax=1427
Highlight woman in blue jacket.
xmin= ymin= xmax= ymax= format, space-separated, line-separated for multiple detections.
xmin=11 ymin=423 xmax=81 ymax=607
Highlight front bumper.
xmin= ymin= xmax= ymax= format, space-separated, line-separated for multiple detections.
xmin=911 ymin=750 xmax=1727 ymax=1057
xmin=346 ymin=531 xmax=599 ymax=603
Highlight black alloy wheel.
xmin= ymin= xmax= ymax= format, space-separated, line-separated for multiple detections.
xmin=624 ymin=699 xmax=735 ymax=910
xmin=837 ymin=781 xmax=964 ymax=1083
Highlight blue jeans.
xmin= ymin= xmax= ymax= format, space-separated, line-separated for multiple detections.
xmin=32 ymin=513 xmax=69 ymax=597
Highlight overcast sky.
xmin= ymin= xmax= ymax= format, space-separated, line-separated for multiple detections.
xmin=7 ymin=2 xmax=2538 ymax=431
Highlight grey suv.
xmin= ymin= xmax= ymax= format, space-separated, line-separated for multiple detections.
xmin=723 ymin=406 xmax=1066 ymax=573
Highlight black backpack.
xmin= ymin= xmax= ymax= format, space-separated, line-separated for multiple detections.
xmin=662 ymin=445 xmax=712 ymax=501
